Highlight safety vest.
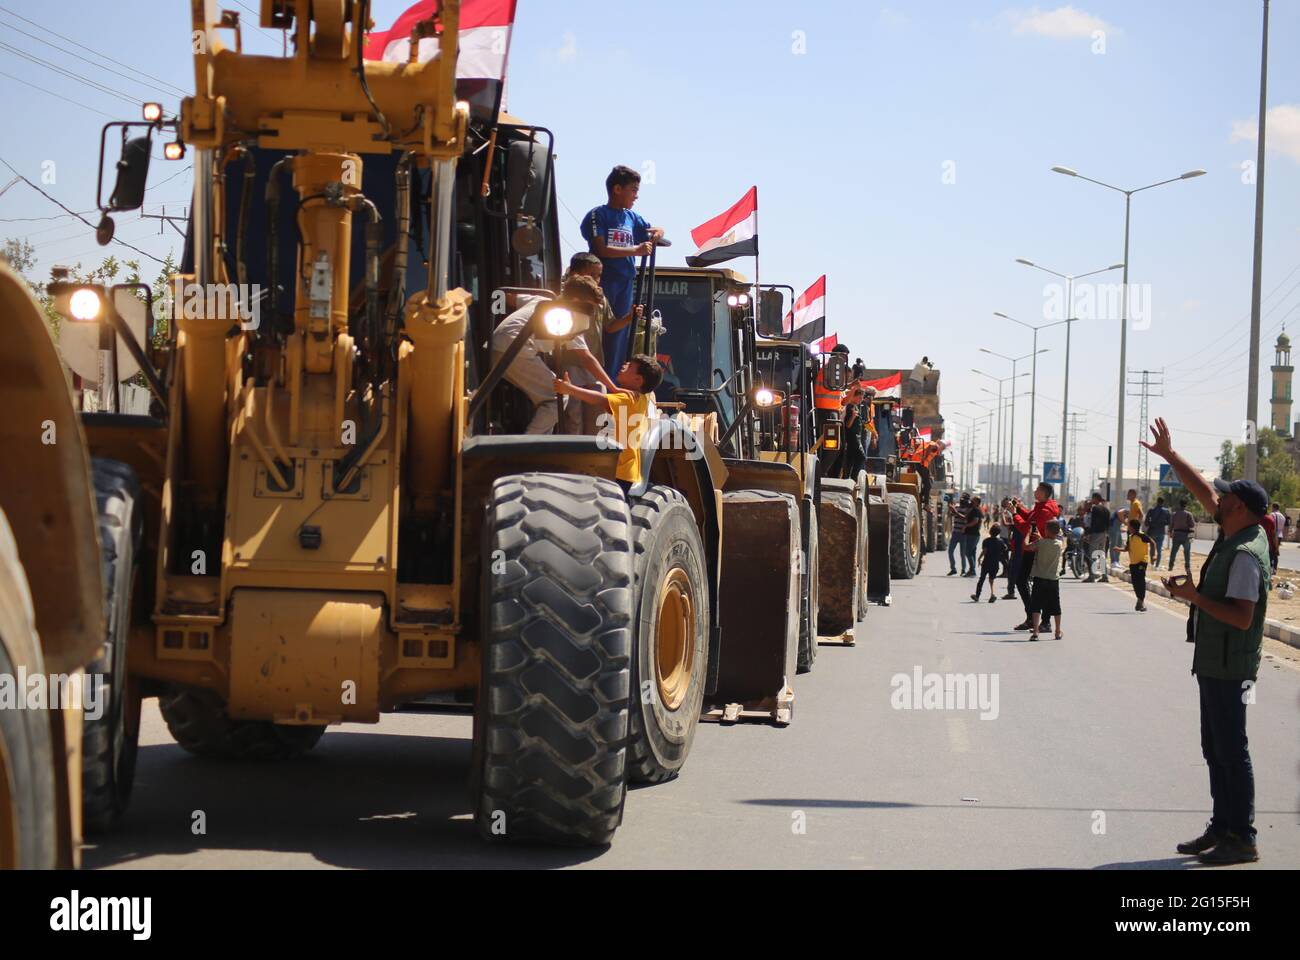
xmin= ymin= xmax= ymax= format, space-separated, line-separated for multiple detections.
xmin=813 ymin=370 xmax=842 ymax=411
xmin=1193 ymin=525 xmax=1269 ymax=681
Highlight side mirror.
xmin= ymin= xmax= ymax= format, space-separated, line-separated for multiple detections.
xmin=107 ymin=135 xmax=152 ymax=212
xmin=823 ymin=352 xmax=848 ymax=391
xmin=511 ymin=222 xmax=543 ymax=257
xmin=901 ymin=407 xmax=915 ymax=428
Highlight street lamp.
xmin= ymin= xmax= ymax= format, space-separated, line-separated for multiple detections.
xmin=974 ymin=369 xmax=1029 ymax=498
xmin=994 ymin=311 xmax=1069 ymax=490
xmin=978 ymin=348 xmax=1045 ymax=497
xmin=950 ymin=410 xmax=982 ymax=491
xmin=1051 ymin=164 xmax=1205 ymax=508
xmin=1013 ymin=260 xmax=1124 ymax=482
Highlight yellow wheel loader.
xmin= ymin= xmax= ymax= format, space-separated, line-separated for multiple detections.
xmin=640 ymin=267 xmax=876 ymax=702
xmin=16 ymin=0 xmax=807 ymax=848
xmin=0 ymin=261 xmax=106 ymax=867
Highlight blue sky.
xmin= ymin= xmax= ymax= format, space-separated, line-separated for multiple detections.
xmin=2 ymin=1 xmax=1298 ymax=495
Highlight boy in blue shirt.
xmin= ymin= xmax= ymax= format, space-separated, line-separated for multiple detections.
xmin=581 ymin=165 xmax=662 ymax=377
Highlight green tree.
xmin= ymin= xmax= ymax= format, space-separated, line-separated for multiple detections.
xmin=1232 ymin=428 xmax=1300 ymax=509
xmin=2 ymin=237 xmax=176 ymax=369
xmin=1217 ymin=439 xmax=1238 ymax=481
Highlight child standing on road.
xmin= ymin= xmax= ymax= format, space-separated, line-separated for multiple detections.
xmin=1027 ymin=520 xmax=1064 ymax=641
xmin=972 ymin=524 xmax=1009 ymax=603
xmin=1127 ymin=517 xmax=1153 ymax=612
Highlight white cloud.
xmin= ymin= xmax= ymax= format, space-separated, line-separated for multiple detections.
xmin=1230 ymin=105 xmax=1300 ymax=164
xmin=1005 ymin=5 xmax=1116 ymax=39
xmin=557 ymin=30 xmax=577 ymax=63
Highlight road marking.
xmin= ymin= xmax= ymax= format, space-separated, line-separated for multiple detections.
xmin=947 ymin=717 xmax=969 ymax=753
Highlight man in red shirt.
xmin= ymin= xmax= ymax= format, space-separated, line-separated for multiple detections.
xmin=1012 ymin=483 xmax=1062 ymax=631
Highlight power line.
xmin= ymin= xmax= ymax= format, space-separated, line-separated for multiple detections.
xmin=0 ymin=5 xmax=189 ymax=97
xmin=0 ymin=42 xmax=140 ymax=105
xmin=0 ymin=16 xmax=181 ymax=101
xmin=0 ymin=67 xmax=115 ymax=117
xmin=230 ymin=0 xmax=288 ymax=46
xmin=0 ymin=156 xmax=166 ymax=265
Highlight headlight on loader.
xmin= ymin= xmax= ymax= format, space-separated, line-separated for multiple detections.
xmin=542 ymin=307 xmax=574 ymax=338
xmin=820 ymin=418 xmax=843 ymax=451
xmin=69 ymin=287 xmax=103 ymax=321
xmin=754 ymin=388 xmax=776 ymax=408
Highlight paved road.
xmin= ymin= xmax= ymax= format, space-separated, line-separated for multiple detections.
xmin=84 ymin=564 xmax=1300 ymax=870
xmin=1190 ymin=536 xmax=1300 ymax=571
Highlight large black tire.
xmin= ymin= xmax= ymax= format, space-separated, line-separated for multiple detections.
xmin=855 ymin=492 xmax=869 ymax=621
xmin=817 ymin=489 xmax=860 ymax=636
xmin=626 ymin=486 xmax=709 ymax=784
xmin=82 ymin=459 xmax=143 ymax=833
xmin=474 ymin=473 xmax=633 ymax=845
xmin=797 ymin=504 xmax=819 ymax=673
xmin=0 ymin=509 xmax=58 ymax=868
xmin=888 ymin=492 xmax=921 ymax=579
xmin=1070 ymin=545 xmax=1086 ymax=580
xmin=159 ymin=688 xmax=326 ymax=759
xmin=924 ymin=507 xmax=937 ymax=554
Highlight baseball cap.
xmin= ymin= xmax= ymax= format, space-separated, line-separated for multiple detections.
xmin=1212 ymin=478 xmax=1268 ymax=516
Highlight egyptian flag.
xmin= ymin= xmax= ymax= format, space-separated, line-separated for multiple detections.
xmin=687 ymin=187 xmax=757 ymax=267
xmin=783 ymin=275 xmax=825 ymax=335
xmin=364 ymin=0 xmax=517 ymax=118
xmin=811 ymin=333 xmax=838 ymax=354
xmin=860 ymin=371 xmax=902 ymax=398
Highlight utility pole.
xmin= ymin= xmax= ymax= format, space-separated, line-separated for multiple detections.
xmin=1066 ymin=412 xmax=1087 ymax=503
xmin=1128 ymin=369 xmax=1165 ymax=499
xmin=1245 ymin=0 xmax=1271 ymax=482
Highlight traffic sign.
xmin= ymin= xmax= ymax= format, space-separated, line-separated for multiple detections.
xmin=1042 ymin=461 xmax=1065 ymax=484
xmin=1159 ymin=464 xmax=1181 ymax=488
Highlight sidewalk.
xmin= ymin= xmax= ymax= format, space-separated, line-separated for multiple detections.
xmin=1104 ymin=549 xmax=1300 ymax=652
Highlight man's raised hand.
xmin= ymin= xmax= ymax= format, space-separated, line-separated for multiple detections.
xmin=1139 ymin=417 xmax=1175 ymax=461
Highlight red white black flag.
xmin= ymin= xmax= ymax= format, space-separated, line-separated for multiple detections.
xmin=364 ymin=0 xmax=517 ymax=113
xmin=686 ymin=187 xmax=757 ymax=268
xmin=860 ymin=371 xmax=903 ymax=398
xmin=784 ymin=274 xmax=826 ymax=334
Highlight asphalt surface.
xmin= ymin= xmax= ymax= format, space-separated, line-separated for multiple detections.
xmin=84 ymin=562 xmax=1300 ymax=870
xmin=1192 ymin=536 xmax=1300 ymax=571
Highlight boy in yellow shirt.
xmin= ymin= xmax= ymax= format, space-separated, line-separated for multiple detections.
xmin=555 ymin=354 xmax=664 ymax=492
xmin=1127 ymin=516 xmax=1153 ymax=612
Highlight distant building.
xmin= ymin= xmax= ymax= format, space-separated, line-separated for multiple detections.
xmin=1271 ymin=330 xmax=1293 ymax=436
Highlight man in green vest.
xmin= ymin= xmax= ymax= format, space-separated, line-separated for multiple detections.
xmin=1140 ymin=417 xmax=1267 ymax=865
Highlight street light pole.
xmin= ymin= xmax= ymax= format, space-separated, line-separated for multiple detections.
xmin=1014 ymin=261 xmax=1125 ymax=492
xmin=1051 ymin=166 xmax=1205 ymax=509
xmin=1245 ymin=0 xmax=1271 ymax=482
xmin=975 ymin=369 xmax=1029 ymax=499
xmin=979 ymin=350 xmax=1043 ymax=498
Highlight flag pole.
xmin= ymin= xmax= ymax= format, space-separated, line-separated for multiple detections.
xmin=753 ymin=187 xmax=760 ymax=337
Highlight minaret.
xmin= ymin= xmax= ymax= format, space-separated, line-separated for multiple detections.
xmin=1271 ymin=329 xmax=1293 ymax=436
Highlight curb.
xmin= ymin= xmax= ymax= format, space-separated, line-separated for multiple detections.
xmin=1109 ymin=566 xmax=1300 ymax=652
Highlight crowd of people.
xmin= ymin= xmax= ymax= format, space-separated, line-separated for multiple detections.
xmin=948 ymin=483 xmax=1063 ymax=639
xmin=946 ymin=479 xmax=1294 ymax=634
xmin=944 ymin=420 xmax=1277 ymax=864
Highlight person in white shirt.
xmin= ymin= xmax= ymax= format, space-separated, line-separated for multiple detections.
xmin=490 ymin=275 xmax=616 ymax=434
